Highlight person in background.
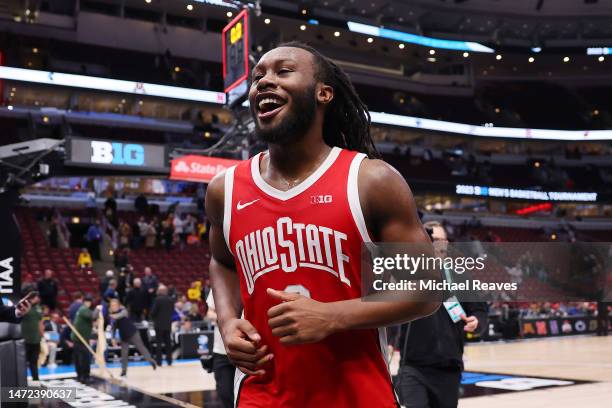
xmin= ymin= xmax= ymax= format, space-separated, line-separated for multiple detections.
xmin=71 ymin=294 xmax=100 ymax=384
xmin=48 ymin=216 xmax=60 ymax=248
xmin=125 ymin=278 xmax=147 ymax=322
xmin=68 ymin=292 xmax=84 ymax=322
xmin=108 ymin=299 xmax=157 ymax=377
xmin=142 ymin=267 xmax=159 ymax=313
xmin=397 ymin=221 xmax=488 ymax=408
xmin=162 ymin=214 xmax=174 ymax=251
xmin=150 ymin=285 xmax=174 ymax=367
xmin=145 ymin=219 xmax=157 ymax=249
xmin=173 ymin=212 xmax=188 ymax=250
xmin=100 ymin=270 xmax=115 ymax=297
xmin=77 ymin=248 xmax=93 ymax=269
xmin=20 ymin=290 xmax=44 ymax=382
xmin=37 ymin=269 xmax=58 ymax=311
xmin=86 ymin=220 xmax=103 ymax=260
xmin=42 ymin=311 xmax=63 ymax=369
xmin=178 ymin=294 xmax=192 ymax=315
xmin=187 ymin=281 xmax=202 ymax=303
xmin=116 ymin=267 xmax=129 ymax=303
xmin=114 ymin=248 xmax=130 ymax=271
xmin=185 ymin=304 xmax=203 ymax=322
xmin=206 ymin=290 xmax=234 ymax=408
xmin=103 ymin=279 xmax=119 ymax=303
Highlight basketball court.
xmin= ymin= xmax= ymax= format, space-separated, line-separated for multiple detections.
xmin=33 ymin=334 xmax=612 ymax=407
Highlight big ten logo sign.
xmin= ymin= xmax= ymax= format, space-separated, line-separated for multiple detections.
xmin=90 ymin=141 xmax=144 ymax=166
xmin=476 ymin=377 xmax=574 ymax=391
xmin=230 ymin=21 xmax=243 ymax=44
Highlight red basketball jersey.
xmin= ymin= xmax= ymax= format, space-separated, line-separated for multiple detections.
xmin=223 ymin=147 xmax=397 ymax=407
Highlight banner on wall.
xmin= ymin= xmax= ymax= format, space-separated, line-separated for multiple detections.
xmin=0 ymin=189 xmax=21 ymax=300
xmin=170 ymin=155 xmax=241 ymax=183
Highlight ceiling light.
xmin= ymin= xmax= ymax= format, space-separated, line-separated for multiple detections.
xmin=226 ymin=11 xmax=232 ymax=17
xmin=301 ymin=9 xmax=307 ymax=15
xmin=204 ymin=131 xmax=211 ymax=138
xmin=598 ymin=56 xmax=604 ymax=62
xmin=43 ymin=116 xmax=49 ymax=123
xmin=399 ymin=43 xmax=405 ymax=49
xmin=427 ymin=57 xmax=436 ymax=62
xmin=334 ymin=31 xmax=340 ymax=37
xmin=528 ymin=57 xmax=535 ymax=63
xmin=32 ymin=47 xmax=38 ymax=54
xmin=496 ymin=54 xmax=502 ymax=60
xmin=300 ymin=24 xmax=306 ymax=31
xmin=463 ymin=52 xmax=469 ymax=58
xmin=264 ymin=18 xmax=271 ymax=24
xmin=563 ymin=56 xmax=570 ymax=62
xmin=174 ymin=66 xmax=181 ymax=72
xmin=145 ymin=0 xmax=151 ymax=3
xmin=367 ymin=37 xmax=374 ymax=43
xmin=186 ymin=4 xmax=193 ymax=11
xmin=429 ymin=49 xmax=435 ymax=55
xmin=7 ymin=105 xmax=13 ymax=110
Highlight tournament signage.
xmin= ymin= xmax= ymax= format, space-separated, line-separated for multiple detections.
xmin=520 ymin=316 xmax=601 ymax=338
xmin=65 ymin=137 xmax=168 ymax=173
xmin=0 ymin=189 xmax=21 ymax=300
xmin=170 ymin=155 xmax=241 ymax=183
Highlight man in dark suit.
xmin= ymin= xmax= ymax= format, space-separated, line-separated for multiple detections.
xmin=150 ymin=284 xmax=174 ymax=366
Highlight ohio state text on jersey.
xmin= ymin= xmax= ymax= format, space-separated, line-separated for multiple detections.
xmin=223 ymin=147 xmax=398 ymax=408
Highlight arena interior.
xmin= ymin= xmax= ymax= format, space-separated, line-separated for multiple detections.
xmin=0 ymin=0 xmax=611 ymax=407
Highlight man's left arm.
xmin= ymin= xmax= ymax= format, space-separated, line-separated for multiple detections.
xmin=268 ymin=158 xmax=440 ymax=344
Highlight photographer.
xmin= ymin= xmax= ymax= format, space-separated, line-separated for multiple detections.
xmin=397 ymin=221 xmax=488 ymax=408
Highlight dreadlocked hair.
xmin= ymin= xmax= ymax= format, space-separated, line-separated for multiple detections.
xmin=276 ymin=41 xmax=380 ymax=158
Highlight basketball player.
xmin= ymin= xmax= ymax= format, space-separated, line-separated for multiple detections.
xmin=206 ymin=42 xmax=439 ymax=407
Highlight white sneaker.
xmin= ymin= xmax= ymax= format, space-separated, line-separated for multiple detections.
xmin=48 ymin=363 xmax=58 ymax=369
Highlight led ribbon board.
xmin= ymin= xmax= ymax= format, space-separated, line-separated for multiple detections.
xmin=222 ymin=8 xmax=250 ymax=94
xmin=347 ymin=22 xmax=494 ymax=53
xmin=0 ymin=66 xmax=226 ymax=104
xmin=456 ymin=184 xmax=597 ymax=202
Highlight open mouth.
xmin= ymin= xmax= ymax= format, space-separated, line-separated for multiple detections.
xmin=256 ymin=96 xmax=287 ymax=120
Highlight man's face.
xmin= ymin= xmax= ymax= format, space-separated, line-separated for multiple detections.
xmin=133 ymin=278 xmax=141 ymax=288
xmin=144 ymin=268 xmax=152 ymax=276
xmin=249 ymin=47 xmax=318 ymax=144
xmin=44 ymin=269 xmax=53 ymax=279
xmin=431 ymin=226 xmax=449 ymax=258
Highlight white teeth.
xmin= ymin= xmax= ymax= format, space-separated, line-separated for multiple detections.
xmin=258 ymin=97 xmax=283 ymax=110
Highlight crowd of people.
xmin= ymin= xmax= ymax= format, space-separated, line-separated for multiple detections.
xmin=16 ymin=262 xmax=213 ymax=384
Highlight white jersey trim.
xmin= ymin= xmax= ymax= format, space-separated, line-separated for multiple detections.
xmin=347 ymin=153 xmax=372 ymax=243
xmin=251 ymin=146 xmax=341 ymax=201
xmin=223 ymin=166 xmax=236 ymax=250
xmin=234 ymin=369 xmax=246 ymax=407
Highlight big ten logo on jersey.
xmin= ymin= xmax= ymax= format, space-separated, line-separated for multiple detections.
xmin=234 ymin=217 xmax=350 ymax=294
xmin=310 ymin=194 xmax=333 ymax=204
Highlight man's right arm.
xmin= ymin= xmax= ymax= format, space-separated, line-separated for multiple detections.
xmin=206 ymin=171 xmax=271 ymax=376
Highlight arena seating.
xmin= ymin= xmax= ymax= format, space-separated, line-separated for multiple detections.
xmin=16 ymin=208 xmax=100 ymax=312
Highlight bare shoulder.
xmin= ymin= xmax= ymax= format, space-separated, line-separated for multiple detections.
xmin=358 ymin=158 xmax=413 ymax=197
xmin=205 ymin=170 xmax=227 ymax=225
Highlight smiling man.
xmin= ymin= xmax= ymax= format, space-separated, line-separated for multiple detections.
xmin=206 ymin=42 xmax=439 ymax=407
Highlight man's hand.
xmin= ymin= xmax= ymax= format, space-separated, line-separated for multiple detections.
xmin=461 ymin=315 xmax=479 ymax=332
xmin=15 ymin=299 xmax=32 ymax=318
xmin=267 ymin=288 xmax=338 ymax=345
xmin=223 ymin=318 xmax=272 ymax=376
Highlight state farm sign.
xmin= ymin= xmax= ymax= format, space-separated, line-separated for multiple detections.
xmin=170 ymin=155 xmax=242 ymax=183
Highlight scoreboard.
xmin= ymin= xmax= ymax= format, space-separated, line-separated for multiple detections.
xmin=222 ymin=8 xmax=249 ymax=98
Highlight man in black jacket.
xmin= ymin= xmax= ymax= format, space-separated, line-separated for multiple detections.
xmin=397 ymin=221 xmax=488 ymax=408
xmin=37 ymin=269 xmax=58 ymax=310
xmin=150 ymin=285 xmax=174 ymax=366
xmin=125 ymin=278 xmax=147 ymax=322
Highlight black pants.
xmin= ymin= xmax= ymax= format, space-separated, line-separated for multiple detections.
xmin=155 ymin=329 xmax=172 ymax=365
xmin=596 ymin=315 xmax=609 ymax=336
xmin=213 ymin=353 xmax=234 ymax=408
xmin=25 ymin=343 xmax=40 ymax=381
xmin=397 ymin=365 xmax=462 ymax=408
xmin=73 ymin=342 xmax=91 ymax=381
